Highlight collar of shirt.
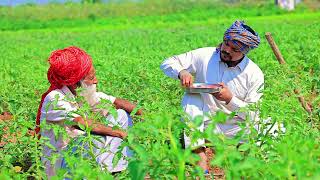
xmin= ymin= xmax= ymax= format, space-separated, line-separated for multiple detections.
xmin=61 ymin=86 xmax=78 ymax=106
xmin=216 ymin=50 xmax=249 ymax=72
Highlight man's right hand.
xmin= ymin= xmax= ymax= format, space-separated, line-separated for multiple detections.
xmin=178 ymin=70 xmax=193 ymax=87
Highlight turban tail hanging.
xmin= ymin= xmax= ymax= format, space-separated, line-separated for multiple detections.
xmin=223 ymin=20 xmax=260 ymax=54
xmin=35 ymin=46 xmax=93 ymax=134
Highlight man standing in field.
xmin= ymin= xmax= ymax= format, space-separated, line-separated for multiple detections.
xmin=36 ymin=46 xmax=142 ymax=177
xmin=160 ymin=20 xmax=263 ymax=172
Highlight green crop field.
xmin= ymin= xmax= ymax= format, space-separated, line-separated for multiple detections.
xmin=0 ymin=0 xmax=319 ymax=179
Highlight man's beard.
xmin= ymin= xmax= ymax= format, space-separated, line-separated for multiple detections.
xmin=79 ymin=81 xmax=109 ymax=116
xmin=79 ymin=81 xmax=98 ymax=107
xmin=220 ymin=51 xmax=244 ymax=67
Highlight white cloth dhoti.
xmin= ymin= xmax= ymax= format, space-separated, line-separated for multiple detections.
xmin=60 ymin=109 xmax=133 ymax=173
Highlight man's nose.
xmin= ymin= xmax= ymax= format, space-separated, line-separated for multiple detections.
xmin=224 ymin=46 xmax=231 ymax=54
xmin=93 ymin=77 xmax=98 ymax=84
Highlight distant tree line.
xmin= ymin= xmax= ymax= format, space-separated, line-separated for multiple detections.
xmin=81 ymin=0 xmax=103 ymax=3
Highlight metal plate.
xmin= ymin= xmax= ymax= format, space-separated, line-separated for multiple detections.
xmin=185 ymin=83 xmax=222 ymax=94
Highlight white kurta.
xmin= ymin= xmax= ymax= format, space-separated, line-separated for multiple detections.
xmin=160 ymin=47 xmax=264 ymax=147
xmin=40 ymin=86 xmax=131 ymax=177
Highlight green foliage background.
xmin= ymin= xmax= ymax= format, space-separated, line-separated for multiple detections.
xmin=0 ymin=0 xmax=319 ymax=179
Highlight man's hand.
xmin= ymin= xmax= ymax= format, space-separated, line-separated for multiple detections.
xmin=211 ymin=82 xmax=233 ymax=104
xmin=136 ymin=109 xmax=143 ymax=116
xmin=179 ymin=70 xmax=193 ymax=87
xmin=117 ymin=130 xmax=127 ymax=139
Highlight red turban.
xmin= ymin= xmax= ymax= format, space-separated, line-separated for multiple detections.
xmin=35 ymin=46 xmax=93 ymax=134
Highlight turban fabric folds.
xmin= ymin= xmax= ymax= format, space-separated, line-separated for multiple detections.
xmin=35 ymin=46 xmax=93 ymax=134
xmin=223 ymin=20 xmax=260 ymax=54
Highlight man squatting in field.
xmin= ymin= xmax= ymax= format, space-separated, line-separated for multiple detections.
xmin=36 ymin=46 xmax=142 ymax=177
xmin=161 ymin=20 xmax=263 ymax=172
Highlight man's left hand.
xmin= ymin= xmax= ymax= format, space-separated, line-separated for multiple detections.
xmin=211 ymin=82 xmax=233 ymax=104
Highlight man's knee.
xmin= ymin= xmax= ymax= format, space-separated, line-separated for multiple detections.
xmin=116 ymin=109 xmax=133 ymax=128
xmin=117 ymin=109 xmax=128 ymax=117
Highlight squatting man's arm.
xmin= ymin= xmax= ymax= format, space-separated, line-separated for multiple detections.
xmin=73 ymin=98 xmax=142 ymax=139
xmin=74 ymin=116 xmax=127 ymax=139
xmin=114 ymin=98 xmax=143 ymax=116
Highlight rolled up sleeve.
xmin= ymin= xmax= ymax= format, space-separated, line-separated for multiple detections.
xmin=96 ymin=92 xmax=116 ymax=103
xmin=227 ymin=96 xmax=248 ymax=112
xmin=226 ymin=70 xmax=264 ymax=120
xmin=160 ymin=49 xmax=200 ymax=79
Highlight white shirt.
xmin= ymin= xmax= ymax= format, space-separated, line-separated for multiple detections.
xmin=40 ymin=86 xmax=116 ymax=176
xmin=160 ymin=47 xmax=264 ymax=137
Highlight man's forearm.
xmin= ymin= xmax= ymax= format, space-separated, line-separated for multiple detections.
xmin=92 ymin=124 xmax=126 ymax=138
xmin=74 ymin=116 xmax=126 ymax=138
xmin=114 ymin=98 xmax=142 ymax=115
